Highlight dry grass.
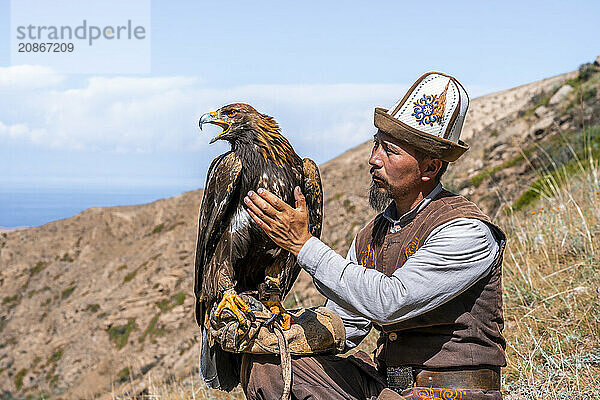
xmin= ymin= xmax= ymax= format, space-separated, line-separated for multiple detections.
xmin=114 ymin=145 xmax=600 ymax=400
xmin=500 ymin=155 xmax=600 ymax=398
xmin=106 ymin=364 xmax=245 ymax=400
xmin=139 ymin=375 xmax=244 ymax=400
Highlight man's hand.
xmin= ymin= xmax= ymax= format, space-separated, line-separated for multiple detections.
xmin=244 ymin=186 xmax=313 ymax=256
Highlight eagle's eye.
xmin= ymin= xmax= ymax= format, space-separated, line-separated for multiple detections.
xmin=225 ymin=110 xmax=237 ymax=118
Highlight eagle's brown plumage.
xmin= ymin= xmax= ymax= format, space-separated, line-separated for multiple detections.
xmin=194 ymin=103 xmax=323 ymax=391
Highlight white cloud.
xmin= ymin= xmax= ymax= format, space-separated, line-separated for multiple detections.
xmin=1 ymin=65 xmax=500 ymax=162
xmin=0 ymin=65 xmax=65 ymax=89
xmin=0 ymin=121 xmax=47 ymax=142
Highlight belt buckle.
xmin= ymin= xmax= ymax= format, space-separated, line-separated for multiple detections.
xmin=386 ymin=366 xmax=414 ymax=394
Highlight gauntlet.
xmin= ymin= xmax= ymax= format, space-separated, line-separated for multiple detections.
xmin=207 ymin=293 xmax=346 ymax=355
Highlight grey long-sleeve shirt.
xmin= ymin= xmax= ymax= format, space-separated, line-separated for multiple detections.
xmin=296 ymin=184 xmax=500 ymax=349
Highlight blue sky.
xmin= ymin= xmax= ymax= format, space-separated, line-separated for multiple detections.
xmin=0 ymin=0 xmax=599 ymax=225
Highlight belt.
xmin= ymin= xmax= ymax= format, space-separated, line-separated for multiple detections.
xmin=386 ymin=366 xmax=500 ymax=393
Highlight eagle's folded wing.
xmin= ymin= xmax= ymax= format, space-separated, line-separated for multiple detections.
xmin=278 ymin=158 xmax=323 ymax=297
xmin=302 ymin=158 xmax=323 ymax=238
xmin=194 ymin=151 xmax=242 ymax=327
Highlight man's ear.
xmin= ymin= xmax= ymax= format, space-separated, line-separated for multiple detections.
xmin=421 ymin=158 xmax=441 ymax=182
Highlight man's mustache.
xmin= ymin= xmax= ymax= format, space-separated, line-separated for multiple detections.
xmin=370 ymin=167 xmax=386 ymax=183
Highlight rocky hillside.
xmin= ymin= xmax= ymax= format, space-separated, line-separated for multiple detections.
xmin=1 ymin=57 xmax=599 ymax=399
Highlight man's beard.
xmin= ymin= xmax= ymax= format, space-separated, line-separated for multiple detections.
xmin=369 ymin=171 xmax=417 ymax=213
xmin=369 ymin=182 xmax=392 ymax=212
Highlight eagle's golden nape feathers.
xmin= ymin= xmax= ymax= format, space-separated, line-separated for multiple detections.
xmin=258 ymin=112 xmax=280 ymax=132
xmin=253 ymin=112 xmax=298 ymax=168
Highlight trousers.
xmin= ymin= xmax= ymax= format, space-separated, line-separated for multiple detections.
xmin=240 ymin=351 xmax=503 ymax=400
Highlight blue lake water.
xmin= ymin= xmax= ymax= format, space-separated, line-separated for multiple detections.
xmin=0 ymin=185 xmax=198 ymax=228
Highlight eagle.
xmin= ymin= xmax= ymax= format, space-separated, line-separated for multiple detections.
xmin=194 ymin=103 xmax=323 ymax=390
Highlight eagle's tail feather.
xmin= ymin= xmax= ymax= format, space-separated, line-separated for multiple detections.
xmin=200 ymin=328 xmax=241 ymax=391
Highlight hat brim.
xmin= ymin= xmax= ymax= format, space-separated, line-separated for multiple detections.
xmin=374 ymin=108 xmax=469 ymax=162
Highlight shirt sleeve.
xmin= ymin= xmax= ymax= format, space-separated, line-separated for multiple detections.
xmin=298 ymin=218 xmax=500 ymax=325
xmin=323 ymin=238 xmax=373 ymax=349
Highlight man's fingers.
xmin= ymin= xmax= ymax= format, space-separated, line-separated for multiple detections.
xmin=294 ymin=186 xmax=307 ymax=211
xmin=247 ymin=208 xmax=272 ymax=233
xmin=255 ymin=188 xmax=288 ymax=212
xmin=246 ymin=190 xmax=280 ymax=217
xmin=244 ymin=196 xmax=277 ymax=225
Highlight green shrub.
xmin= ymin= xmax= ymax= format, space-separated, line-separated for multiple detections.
xmin=152 ymin=223 xmax=165 ymax=234
xmin=31 ymin=261 xmax=47 ymax=276
xmin=15 ymin=368 xmax=27 ymax=390
xmin=155 ymin=299 xmax=170 ymax=312
xmin=139 ymin=314 xmax=164 ymax=343
xmin=172 ymin=292 xmax=186 ymax=306
xmin=510 ymin=125 xmax=600 ymax=211
xmin=469 ymin=151 xmax=529 ymax=188
xmin=123 ymin=269 xmax=137 ymax=283
xmin=156 ymin=292 xmax=186 ymax=312
xmin=48 ymin=348 xmax=63 ymax=364
xmin=107 ymin=319 xmax=136 ymax=349
xmin=2 ymin=295 xmax=19 ymax=305
xmin=60 ymin=252 xmax=74 ymax=262
xmin=582 ymin=86 xmax=597 ymax=102
xmin=84 ymin=304 xmax=100 ymax=313
xmin=46 ymin=374 xmax=58 ymax=387
xmin=61 ymin=286 xmax=76 ymax=299
xmin=117 ymin=367 xmax=131 ymax=383
xmin=577 ymin=62 xmax=596 ymax=82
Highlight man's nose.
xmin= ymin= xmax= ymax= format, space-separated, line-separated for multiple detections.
xmin=369 ymin=147 xmax=384 ymax=168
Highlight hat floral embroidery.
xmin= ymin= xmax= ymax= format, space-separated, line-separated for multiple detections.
xmin=374 ymin=72 xmax=469 ymax=162
xmin=412 ymin=94 xmax=440 ymax=126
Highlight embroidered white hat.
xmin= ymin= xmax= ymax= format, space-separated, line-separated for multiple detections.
xmin=374 ymin=72 xmax=470 ymax=162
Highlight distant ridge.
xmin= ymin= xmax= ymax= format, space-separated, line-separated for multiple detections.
xmin=0 ymin=226 xmax=29 ymax=233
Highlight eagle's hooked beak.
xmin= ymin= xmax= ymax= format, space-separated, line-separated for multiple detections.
xmin=199 ymin=111 xmax=231 ymax=144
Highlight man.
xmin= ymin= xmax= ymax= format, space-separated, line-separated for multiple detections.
xmin=242 ymin=72 xmax=506 ymax=400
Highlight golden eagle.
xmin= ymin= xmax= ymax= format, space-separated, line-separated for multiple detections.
xmin=194 ymin=103 xmax=323 ymax=390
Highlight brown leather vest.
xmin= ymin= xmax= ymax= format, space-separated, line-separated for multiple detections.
xmin=355 ymin=189 xmax=507 ymax=369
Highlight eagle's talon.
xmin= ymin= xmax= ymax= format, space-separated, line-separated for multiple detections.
xmin=214 ymin=289 xmax=254 ymax=330
xmin=279 ymin=312 xmax=292 ymax=331
xmin=264 ymin=313 xmax=278 ymax=327
xmin=263 ymin=300 xmax=293 ymax=330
